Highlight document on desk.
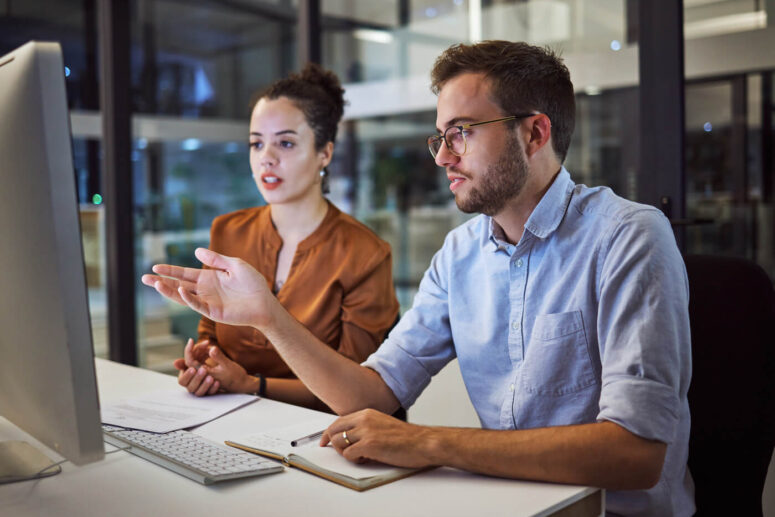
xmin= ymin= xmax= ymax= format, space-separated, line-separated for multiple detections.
xmin=101 ymin=390 xmax=257 ymax=433
xmin=226 ymin=421 xmax=430 ymax=491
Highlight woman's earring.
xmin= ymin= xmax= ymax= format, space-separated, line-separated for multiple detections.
xmin=319 ymin=170 xmax=326 ymax=177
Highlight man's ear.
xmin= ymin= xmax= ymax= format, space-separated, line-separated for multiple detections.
xmin=524 ymin=114 xmax=552 ymax=159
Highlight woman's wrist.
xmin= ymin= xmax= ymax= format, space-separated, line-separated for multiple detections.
xmin=239 ymin=373 xmax=267 ymax=396
xmin=236 ymin=373 xmax=258 ymax=394
xmin=254 ymin=373 xmax=267 ymax=397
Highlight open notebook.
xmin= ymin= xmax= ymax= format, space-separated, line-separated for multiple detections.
xmin=225 ymin=422 xmax=429 ymax=491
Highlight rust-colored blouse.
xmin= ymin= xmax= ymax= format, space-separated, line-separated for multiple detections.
xmin=198 ymin=202 xmax=399 ymax=380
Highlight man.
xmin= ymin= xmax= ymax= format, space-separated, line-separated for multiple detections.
xmin=143 ymin=41 xmax=694 ymax=516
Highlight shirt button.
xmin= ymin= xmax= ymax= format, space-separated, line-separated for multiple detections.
xmin=516 ymin=259 xmax=524 ymax=268
xmin=511 ymin=321 xmax=519 ymax=330
xmin=509 ymin=384 xmax=515 ymax=391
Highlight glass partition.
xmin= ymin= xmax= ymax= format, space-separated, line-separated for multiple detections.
xmin=129 ymin=0 xmax=296 ymax=371
xmin=2 ymin=0 xmax=773 ymax=368
xmin=323 ymin=0 xmax=640 ymax=311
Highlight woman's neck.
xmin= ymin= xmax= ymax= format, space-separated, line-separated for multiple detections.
xmin=269 ymin=194 xmax=329 ymax=244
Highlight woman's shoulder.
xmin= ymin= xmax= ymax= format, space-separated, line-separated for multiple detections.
xmin=328 ymin=207 xmax=391 ymax=255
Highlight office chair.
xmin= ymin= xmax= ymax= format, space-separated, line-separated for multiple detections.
xmin=684 ymin=255 xmax=775 ymax=516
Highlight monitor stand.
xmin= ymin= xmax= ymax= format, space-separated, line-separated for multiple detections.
xmin=0 ymin=441 xmax=61 ymax=484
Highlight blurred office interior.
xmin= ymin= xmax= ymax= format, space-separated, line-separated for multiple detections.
xmin=0 ymin=0 xmax=772 ymax=376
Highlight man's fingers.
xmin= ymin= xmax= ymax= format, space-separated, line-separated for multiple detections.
xmin=143 ymin=274 xmax=199 ymax=294
xmin=151 ymin=263 xmax=203 ymax=283
xmin=341 ymin=442 xmax=369 ymax=463
xmin=323 ymin=416 xmax=360 ymax=452
xmin=194 ymin=248 xmax=233 ymax=271
xmin=141 ymin=274 xmax=163 ymax=288
xmin=149 ymin=279 xmax=186 ymax=306
xmin=179 ymin=286 xmax=209 ymax=315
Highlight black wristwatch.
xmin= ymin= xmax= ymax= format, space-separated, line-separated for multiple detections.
xmin=253 ymin=373 xmax=267 ymax=397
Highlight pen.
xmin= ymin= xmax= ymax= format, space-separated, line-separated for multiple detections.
xmin=291 ymin=430 xmax=324 ymax=447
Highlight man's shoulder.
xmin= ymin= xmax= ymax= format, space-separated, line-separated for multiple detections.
xmin=442 ymin=213 xmax=490 ymax=249
xmin=569 ymin=184 xmax=667 ymax=231
xmin=566 ymin=183 xmax=681 ymax=272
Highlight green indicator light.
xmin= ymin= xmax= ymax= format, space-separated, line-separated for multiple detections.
xmin=92 ymin=194 xmax=103 ymax=205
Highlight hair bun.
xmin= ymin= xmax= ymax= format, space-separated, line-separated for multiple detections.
xmin=298 ymin=62 xmax=345 ymax=121
xmin=254 ymin=63 xmax=347 ymax=149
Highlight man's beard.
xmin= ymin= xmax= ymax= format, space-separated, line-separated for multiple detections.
xmin=454 ymin=136 xmax=528 ymax=216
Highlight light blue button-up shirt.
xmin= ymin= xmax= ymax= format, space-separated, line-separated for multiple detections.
xmin=363 ymin=168 xmax=694 ymax=517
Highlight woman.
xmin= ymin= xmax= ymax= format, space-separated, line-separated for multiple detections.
xmin=173 ymin=64 xmax=399 ymax=412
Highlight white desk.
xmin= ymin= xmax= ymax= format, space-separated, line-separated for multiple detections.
xmin=1 ymin=359 xmax=603 ymax=517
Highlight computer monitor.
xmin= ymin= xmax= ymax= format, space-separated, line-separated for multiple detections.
xmin=0 ymin=41 xmax=104 ymax=482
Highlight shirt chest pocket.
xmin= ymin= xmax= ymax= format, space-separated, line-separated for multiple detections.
xmin=520 ymin=311 xmax=598 ymax=396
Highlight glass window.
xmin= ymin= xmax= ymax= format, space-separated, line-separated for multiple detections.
xmin=132 ymin=0 xmax=296 ymax=371
xmin=132 ymin=0 xmax=297 ymax=118
xmin=1 ymin=1 xmax=107 ymax=355
xmin=322 ymin=0 xmax=639 ymax=311
xmin=683 ymin=0 xmax=775 ymax=280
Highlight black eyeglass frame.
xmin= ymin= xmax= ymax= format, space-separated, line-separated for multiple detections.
xmin=427 ymin=113 xmax=537 ymax=159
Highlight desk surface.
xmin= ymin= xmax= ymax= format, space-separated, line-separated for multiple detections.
xmin=1 ymin=359 xmax=602 ymax=517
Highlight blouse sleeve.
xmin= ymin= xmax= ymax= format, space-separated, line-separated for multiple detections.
xmin=335 ymin=247 xmax=399 ymax=363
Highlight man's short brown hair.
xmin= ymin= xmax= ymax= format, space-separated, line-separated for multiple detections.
xmin=431 ymin=40 xmax=575 ymax=163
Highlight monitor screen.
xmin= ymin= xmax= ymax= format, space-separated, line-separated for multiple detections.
xmin=0 ymin=41 xmax=104 ymax=481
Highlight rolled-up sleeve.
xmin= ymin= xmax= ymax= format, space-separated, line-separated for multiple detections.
xmin=595 ymin=209 xmax=691 ymax=444
xmin=363 ymin=242 xmax=457 ymax=409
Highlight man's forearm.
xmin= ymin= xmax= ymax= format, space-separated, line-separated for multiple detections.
xmin=421 ymin=421 xmax=666 ymax=490
xmin=257 ymin=303 xmax=400 ymax=415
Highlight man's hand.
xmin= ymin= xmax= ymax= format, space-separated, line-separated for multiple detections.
xmin=173 ymin=338 xmax=220 ymax=396
xmin=320 ymin=409 xmax=438 ymax=469
xmin=141 ymin=248 xmax=276 ymax=329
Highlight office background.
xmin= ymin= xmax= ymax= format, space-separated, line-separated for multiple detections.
xmin=1 ymin=0 xmax=773 ymax=509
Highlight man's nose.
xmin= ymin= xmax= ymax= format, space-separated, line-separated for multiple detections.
xmin=434 ymin=138 xmax=459 ymax=168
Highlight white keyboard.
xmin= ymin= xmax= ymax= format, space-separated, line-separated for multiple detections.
xmin=102 ymin=425 xmax=284 ymax=485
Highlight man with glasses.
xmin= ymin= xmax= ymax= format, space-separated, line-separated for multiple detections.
xmin=144 ymin=41 xmax=693 ymax=517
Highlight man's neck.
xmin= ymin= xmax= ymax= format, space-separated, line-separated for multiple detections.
xmin=492 ymin=167 xmax=561 ymax=245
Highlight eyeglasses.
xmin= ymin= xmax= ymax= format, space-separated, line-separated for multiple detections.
xmin=427 ymin=114 xmax=536 ymax=159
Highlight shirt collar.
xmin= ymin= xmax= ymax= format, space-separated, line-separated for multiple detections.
xmin=487 ymin=167 xmax=575 ymax=248
xmin=524 ymin=167 xmax=574 ymax=239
